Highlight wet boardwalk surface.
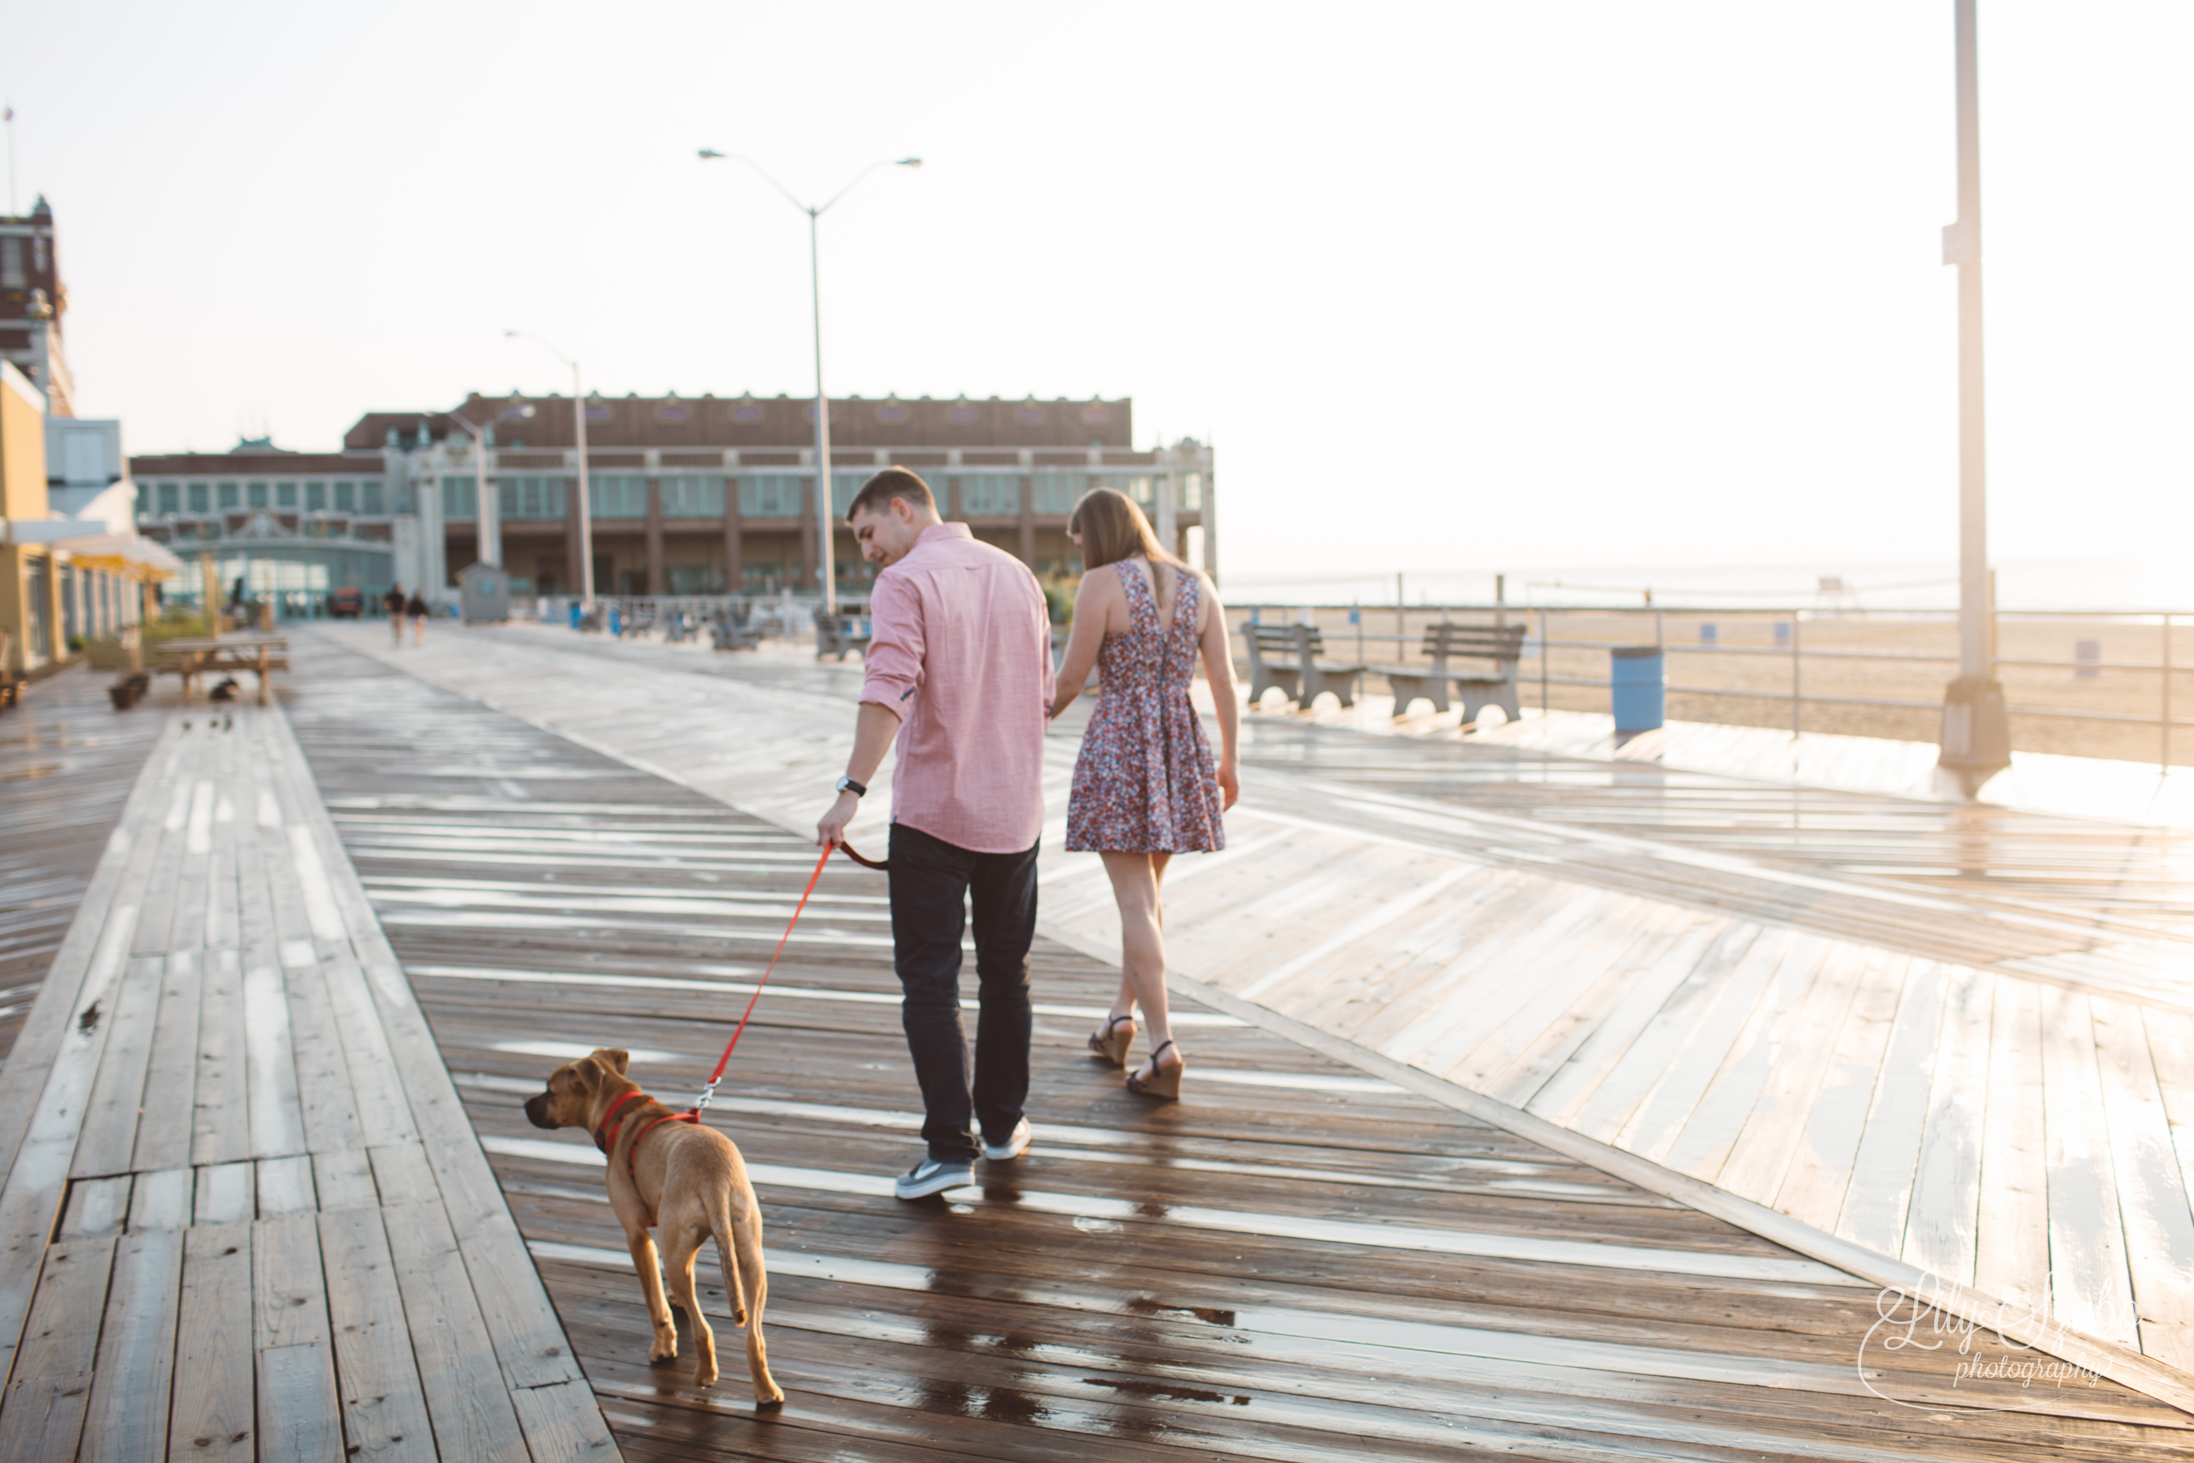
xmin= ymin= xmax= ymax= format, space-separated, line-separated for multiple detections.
xmin=287 ymin=633 xmax=2194 ymax=1460
xmin=0 ymin=670 xmax=615 ymax=1459
xmin=0 ymin=666 xmax=167 ymax=1065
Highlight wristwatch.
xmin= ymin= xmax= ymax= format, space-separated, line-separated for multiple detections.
xmin=835 ymin=775 xmax=867 ymax=798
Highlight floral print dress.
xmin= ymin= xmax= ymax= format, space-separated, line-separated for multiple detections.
xmin=1065 ymin=561 xmax=1226 ymax=853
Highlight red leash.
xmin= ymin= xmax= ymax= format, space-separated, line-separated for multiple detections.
xmin=688 ymin=838 xmax=885 ymax=1113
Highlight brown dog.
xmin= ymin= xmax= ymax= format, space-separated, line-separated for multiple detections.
xmin=523 ymin=1048 xmax=783 ymax=1407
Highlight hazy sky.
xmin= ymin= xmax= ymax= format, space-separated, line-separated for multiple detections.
xmin=9 ymin=3 xmax=2192 ymax=593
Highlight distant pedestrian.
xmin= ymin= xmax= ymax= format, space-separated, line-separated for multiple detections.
xmin=1050 ymin=488 xmax=1239 ymax=1100
xmin=816 ymin=468 xmax=1054 ymax=1201
xmin=406 ymin=591 xmax=429 ymax=645
xmin=384 ymin=585 xmax=407 ymax=645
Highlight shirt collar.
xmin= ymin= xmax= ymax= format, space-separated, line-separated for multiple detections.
xmin=918 ymin=522 xmax=972 ymax=544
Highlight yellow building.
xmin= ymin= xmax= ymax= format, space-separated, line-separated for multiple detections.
xmin=1 ymin=360 xmax=175 ymax=678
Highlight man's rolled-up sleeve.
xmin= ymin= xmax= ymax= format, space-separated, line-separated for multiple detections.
xmin=861 ymin=574 xmax=922 ymax=714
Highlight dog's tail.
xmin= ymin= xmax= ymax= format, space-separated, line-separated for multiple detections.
xmin=708 ymin=1181 xmax=761 ymax=1329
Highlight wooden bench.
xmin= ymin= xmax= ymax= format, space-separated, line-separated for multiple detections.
xmin=150 ymin=635 xmax=291 ymax=706
xmin=1242 ymin=622 xmax=1367 ymax=709
xmin=814 ymin=606 xmax=873 ymax=661
xmin=710 ymin=606 xmax=761 ymax=652
xmin=1377 ymin=622 xmax=1528 ymax=722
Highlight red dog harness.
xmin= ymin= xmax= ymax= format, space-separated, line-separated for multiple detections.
xmin=594 ymin=1090 xmax=699 ymax=1183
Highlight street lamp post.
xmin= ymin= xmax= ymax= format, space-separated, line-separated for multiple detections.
xmin=506 ymin=332 xmax=594 ymax=609
xmin=697 ymin=150 xmax=921 ymax=613
xmin=440 ymin=410 xmax=498 ymax=570
xmin=1935 ymin=0 xmax=2010 ymax=792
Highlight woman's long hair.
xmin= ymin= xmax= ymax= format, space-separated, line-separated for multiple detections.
xmin=1070 ymin=487 xmax=1183 ymax=573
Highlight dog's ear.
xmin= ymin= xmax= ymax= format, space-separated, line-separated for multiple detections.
xmin=560 ymin=1058 xmax=603 ymax=1097
xmin=595 ymin=1048 xmax=631 ymax=1077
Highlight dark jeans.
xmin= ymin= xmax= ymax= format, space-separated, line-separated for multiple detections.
xmin=888 ymin=822 xmax=1037 ymax=1163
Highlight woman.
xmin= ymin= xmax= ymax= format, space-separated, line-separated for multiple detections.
xmin=1052 ymin=488 xmax=1240 ymax=1099
xmin=405 ymin=590 xmax=429 ymax=645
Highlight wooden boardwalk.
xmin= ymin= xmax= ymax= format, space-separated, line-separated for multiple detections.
xmin=283 ymin=632 xmax=2194 ymax=1459
xmin=0 ymin=666 xmax=168 ymax=1066
xmin=0 ymin=681 xmax=616 ymax=1458
xmin=322 ymin=618 xmax=2194 ymax=1419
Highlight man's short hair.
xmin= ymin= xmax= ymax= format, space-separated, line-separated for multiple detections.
xmin=846 ymin=467 xmax=935 ymax=521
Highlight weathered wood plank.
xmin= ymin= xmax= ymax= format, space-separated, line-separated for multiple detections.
xmin=0 ymin=1237 xmax=114 ymax=1463
xmin=173 ymin=1222 xmax=255 ymax=1463
xmin=1900 ymin=966 xmax=1994 ymax=1287
xmin=2089 ymin=996 xmax=2194 ymax=1371
xmin=129 ymin=1167 xmax=191 ymax=1231
xmin=1974 ymin=978 xmax=2050 ymax=1317
xmin=320 ymin=1207 xmax=437 ymax=1461
xmin=131 ymin=948 xmax=204 ymax=1172
xmin=55 ymin=1175 xmax=130 ymax=1240
xmin=2039 ymin=987 xmax=2139 ymax=1350
xmin=244 ymin=942 xmax=309 ymax=1159
xmin=193 ymin=948 xmax=252 ymax=1166
xmin=253 ymin=1212 xmax=343 ymax=1462
xmin=314 ymin=1147 xmax=379 ymax=1211
xmin=79 ymin=1227 xmax=184 ymax=1463
xmin=196 ymin=1161 xmax=255 ymax=1225
xmin=70 ymin=953 xmax=167 ymax=1178
xmin=258 ymin=1154 xmax=317 ymax=1216
xmin=1832 ymin=962 xmax=1949 ymax=1254
xmin=381 ymin=1200 xmax=531 ymax=1463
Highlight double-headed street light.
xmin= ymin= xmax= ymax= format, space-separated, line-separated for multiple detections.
xmin=506 ymin=330 xmax=596 ymax=609
xmin=698 ymin=149 xmax=921 ymax=611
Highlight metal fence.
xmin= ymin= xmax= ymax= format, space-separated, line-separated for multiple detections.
xmin=1229 ymin=603 xmax=2192 ymax=770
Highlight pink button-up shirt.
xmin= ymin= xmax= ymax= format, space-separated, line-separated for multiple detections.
xmin=861 ymin=523 xmax=1055 ymax=854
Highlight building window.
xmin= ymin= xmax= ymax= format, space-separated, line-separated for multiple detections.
xmin=1180 ymin=472 xmax=1202 ymax=510
xmin=830 ymin=471 xmax=866 ymax=515
xmin=306 ymin=481 xmax=326 ymax=511
xmin=218 ymin=481 xmax=240 ymax=509
xmin=0 ymin=237 xmax=21 ymax=289
xmin=247 ymin=482 xmax=269 ymax=508
xmin=276 ymin=481 xmax=298 ymax=507
xmin=660 ymin=475 xmax=725 ymax=517
xmin=655 ymin=403 xmax=689 ymax=424
xmin=739 ymin=474 xmax=813 ymax=518
xmin=1032 ymin=471 xmax=1084 ymax=514
xmin=443 ymin=476 xmax=478 ymax=518
xmin=961 ymin=474 xmax=1021 ymax=516
xmin=188 ymin=482 xmax=209 ymax=513
xmin=732 ymin=403 xmax=764 ymax=424
xmin=589 ymin=474 xmax=647 ymax=519
xmin=334 ymin=481 xmax=356 ymax=512
xmin=361 ymin=480 xmax=384 ymax=514
xmin=499 ymin=476 xmax=568 ymax=520
xmin=158 ymin=483 xmax=180 ymax=515
xmin=1015 ymin=405 xmax=1045 ymax=426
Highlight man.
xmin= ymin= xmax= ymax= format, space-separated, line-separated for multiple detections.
xmin=383 ymin=584 xmax=407 ymax=645
xmin=816 ymin=467 xmax=1055 ymax=1199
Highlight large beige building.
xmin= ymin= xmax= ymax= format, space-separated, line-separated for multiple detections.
xmin=132 ymin=393 xmax=1215 ymax=607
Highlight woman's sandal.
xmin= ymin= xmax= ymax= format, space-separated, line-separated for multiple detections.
xmin=1088 ymin=1014 xmax=1136 ymax=1067
xmin=1126 ymin=1040 xmax=1185 ymax=1100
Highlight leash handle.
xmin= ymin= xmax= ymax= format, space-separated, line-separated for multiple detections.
xmin=690 ymin=839 xmax=882 ymax=1111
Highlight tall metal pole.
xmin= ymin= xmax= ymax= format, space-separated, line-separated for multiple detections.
xmin=572 ymin=362 xmax=594 ymax=608
xmin=476 ymin=420 xmax=497 ymax=569
xmin=810 ymin=209 xmax=836 ymax=612
xmin=1936 ymin=0 xmax=2009 ymax=786
xmin=1954 ymin=0 xmax=1987 ymax=683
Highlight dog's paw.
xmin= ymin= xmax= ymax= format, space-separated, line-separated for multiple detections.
xmin=693 ymin=1363 xmax=719 ymax=1388
xmin=648 ymin=1336 xmax=679 ymax=1366
xmin=756 ymin=1391 xmax=786 ymax=1413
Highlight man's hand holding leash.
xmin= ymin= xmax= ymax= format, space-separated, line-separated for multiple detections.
xmin=817 ymin=699 xmax=902 ymax=849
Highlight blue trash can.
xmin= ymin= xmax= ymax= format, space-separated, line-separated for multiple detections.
xmin=568 ymin=602 xmax=582 ymax=630
xmin=608 ymin=606 xmax=622 ymax=638
xmin=1611 ymin=646 xmax=1664 ymax=733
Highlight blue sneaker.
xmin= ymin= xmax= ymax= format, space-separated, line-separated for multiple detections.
xmin=981 ymin=1118 xmax=1031 ymax=1162
xmin=894 ymin=1156 xmax=974 ymax=1200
